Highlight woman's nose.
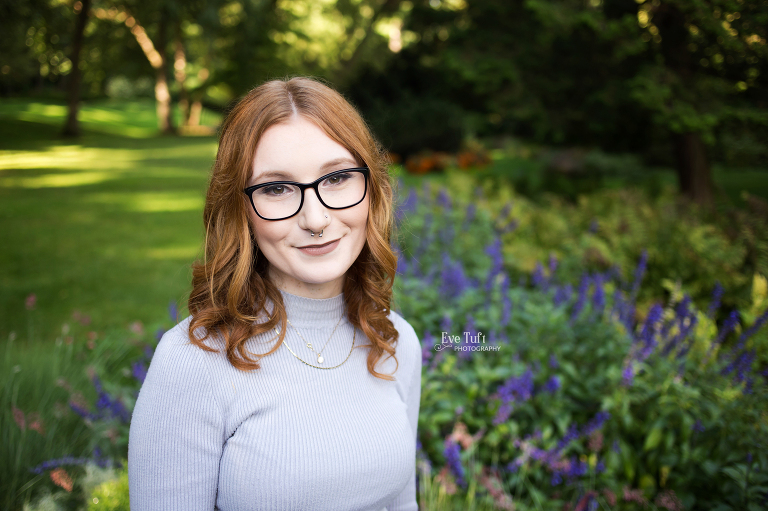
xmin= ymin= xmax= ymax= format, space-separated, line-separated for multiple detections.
xmin=299 ymin=188 xmax=330 ymax=228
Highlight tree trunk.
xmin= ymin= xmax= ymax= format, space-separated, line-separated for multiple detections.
xmin=62 ymin=0 xmax=91 ymax=138
xmin=154 ymin=13 xmax=175 ymax=134
xmin=654 ymin=3 xmax=714 ymax=207
xmin=188 ymin=99 xmax=202 ymax=126
xmin=95 ymin=8 xmax=176 ymax=134
xmin=673 ymin=132 xmax=714 ymax=206
xmin=174 ymin=27 xmax=189 ymax=126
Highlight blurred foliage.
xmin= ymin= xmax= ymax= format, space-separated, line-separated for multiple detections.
xmin=3 ymin=0 xmax=767 ymax=181
xmin=86 ymin=466 xmax=129 ymax=510
xmin=345 ymin=0 xmax=768 ymax=192
xmin=393 ymin=179 xmax=768 ymax=509
xmin=433 ymin=167 xmax=764 ymax=321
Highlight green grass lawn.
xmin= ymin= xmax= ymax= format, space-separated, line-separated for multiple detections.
xmin=0 ymin=99 xmax=219 ymax=343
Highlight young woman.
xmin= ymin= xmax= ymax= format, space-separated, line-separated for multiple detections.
xmin=127 ymin=77 xmax=421 ymax=511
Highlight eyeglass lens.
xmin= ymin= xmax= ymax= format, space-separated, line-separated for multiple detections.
xmin=250 ymin=170 xmax=366 ymax=220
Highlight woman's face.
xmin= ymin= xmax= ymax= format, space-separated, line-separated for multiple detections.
xmin=247 ymin=115 xmax=370 ymax=299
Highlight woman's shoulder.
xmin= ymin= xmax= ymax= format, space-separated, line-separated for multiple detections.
xmin=387 ymin=309 xmax=420 ymax=352
xmin=151 ymin=316 xmax=224 ymax=370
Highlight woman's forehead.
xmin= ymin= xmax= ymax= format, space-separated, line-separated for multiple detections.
xmin=251 ymin=117 xmax=357 ymax=183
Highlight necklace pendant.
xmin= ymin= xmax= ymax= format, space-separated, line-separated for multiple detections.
xmin=317 ymin=355 xmax=324 ymax=364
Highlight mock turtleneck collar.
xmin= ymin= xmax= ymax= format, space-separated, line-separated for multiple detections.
xmin=277 ymin=288 xmax=346 ymax=328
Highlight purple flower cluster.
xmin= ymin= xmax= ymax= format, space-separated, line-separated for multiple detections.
xmin=131 ymin=361 xmax=148 ymax=384
xmin=506 ymin=411 xmax=611 ymax=486
xmin=532 ymin=262 xmax=547 ymax=291
xmin=544 ymin=375 xmax=561 ymax=393
xmin=493 ymin=368 xmax=534 ymax=425
xmin=443 ymin=438 xmax=466 ymax=488
xmin=29 ymin=455 xmax=90 ymax=475
xmin=591 ymin=273 xmax=606 ymax=316
xmin=484 ymin=239 xmax=504 ymax=294
xmin=500 ymin=274 xmax=513 ymax=326
xmin=71 ymin=376 xmax=131 ymax=424
xmin=421 ymin=331 xmax=435 ymax=365
xmin=630 ymin=249 xmax=648 ymax=301
xmin=29 ymin=447 xmax=115 ymax=475
xmin=439 ymin=253 xmax=473 ymax=297
xmin=553 ymin=284 xmax=573 ymax=308
xmin=169 ymin=301 xmax=179 ymax=324
xmin=570 ymin=274 xmax=591 ymax=323
xmin=707 ymin=281 xmax=724 ymax=319
xmin=437 ymin=188 xmax=452 ymax=210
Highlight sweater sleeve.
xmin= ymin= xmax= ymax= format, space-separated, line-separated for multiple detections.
xmin=128 ymin=328 xmax=225 ymax=510
xmin=387 ymin=318 xmax=423 ymax=511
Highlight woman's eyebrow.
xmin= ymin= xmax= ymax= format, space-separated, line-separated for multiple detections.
xmin=253 ymin=170 xmax=294 ymax=183
xmin=251 ymin=157 xmax=359 ymax=185
xmin=319 ymin=157 xmax=358 ymax=171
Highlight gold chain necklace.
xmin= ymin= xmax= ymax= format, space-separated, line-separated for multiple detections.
xmin=287 ymin=316 xmax=343 ymax=364
xmin=275 ymin=320 xmax=355 ymax=370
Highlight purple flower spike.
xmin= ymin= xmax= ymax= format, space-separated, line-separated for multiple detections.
xmin=591 ymin=274 xmax=606 ymax=315
xmin=439 ymin=254 xmax=472 ymax=297
xmin=553 ymin=284 xmax=573 ymax=308
xmin=707 ymin=281 xmax=725 ymax=319
xmin=169 ymin=302 xmax=179 ymax=323
xmin=581 ymin=411 xmax=610 ymax=437
xmin=501 ymin=274 xmax=513 ymax=326
xmin=622 ymin=363 xmax=635 ymax=387
xmin=484 ymin=239 xmax=504 ymax=293
xmin=715 ymin=310 xmax=740 ymax=346
xmin=444 ymin=439 xmax=466 ymax=488
xmin=421 ymin=331 xmax=435 ymax=365
xmin=737 ymin=307 xmax=768 ymax=347
xmin=630 ymin=249 xmax=648 ymax=300
xmin=532 ymin=262 xmax=547 ymax=291
xmin=548 ymin=253 xmax=558 ymax=276
xmin=437 ymin=188 xmax=452 ymax=210
xmin=544 ymin=375 xmax=561 ymax=393
xmin=570 ymin=273 xmax=591 ymax=323
xmin=132 ymin=361 xmax=148 ymax=384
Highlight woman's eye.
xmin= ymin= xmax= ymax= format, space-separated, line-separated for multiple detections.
xmin=323 ymin=173 xmax=351 ymax=186
xmin=259 ymin=185 xmax=289 ymax=196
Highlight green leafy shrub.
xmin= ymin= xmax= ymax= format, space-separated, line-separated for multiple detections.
xmin=393 ymin=179 xmax=768 ymax=509
xmin=86 ymin=466 xmax=129 ymax=511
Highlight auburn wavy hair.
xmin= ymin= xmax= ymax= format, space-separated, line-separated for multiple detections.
xmin=187 ymin=77 xmax=400 ymax=380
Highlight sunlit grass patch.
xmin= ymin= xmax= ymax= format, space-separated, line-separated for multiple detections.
xmin=85 ymin=192 xmax=204 ymax=213
xmin=0 ymin=100 xmax=214 ymax=341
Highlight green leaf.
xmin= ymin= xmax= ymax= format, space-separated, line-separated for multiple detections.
xmin=721 ymin=466 xmax=745 ymax=482
xmin=644 ymin=422 xmax=664 ymax=451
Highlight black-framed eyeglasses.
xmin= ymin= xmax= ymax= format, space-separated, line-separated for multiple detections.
xmin=243 ymin=167 xmax=369 ymax=221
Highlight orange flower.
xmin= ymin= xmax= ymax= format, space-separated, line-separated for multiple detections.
xmin=50 ymin=467 xmax=73 ymax=492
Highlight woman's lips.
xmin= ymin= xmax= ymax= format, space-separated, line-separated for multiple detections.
xmin=297 ymin=238 xmax=340 ymax=256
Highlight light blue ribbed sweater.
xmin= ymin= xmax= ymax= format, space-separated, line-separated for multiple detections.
xmin=128 ymin=289 xmax=422 ymax=511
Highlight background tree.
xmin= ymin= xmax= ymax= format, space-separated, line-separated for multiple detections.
xmin=347 ymin=0 xmax=768 ymax=205
xmin=62 ymin=0 xmax=91 ymax=137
